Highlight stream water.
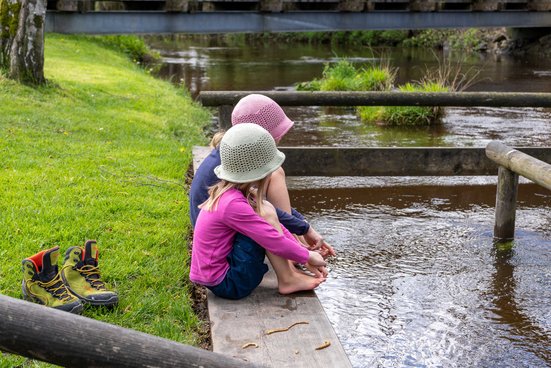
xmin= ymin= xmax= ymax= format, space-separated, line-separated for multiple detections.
xmin=148 ymin=36 xmax=551 ymax=367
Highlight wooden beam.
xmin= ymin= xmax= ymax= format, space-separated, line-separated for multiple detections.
xmin=0 ymin=294 xmax=256 ymax=368
xmin=280 ymin=147 xmax=551 ymax=176
xmin=486 ymin=141 xmax=551 ymax=190
xmin=197 ymin=91 xmax=551 ymax=108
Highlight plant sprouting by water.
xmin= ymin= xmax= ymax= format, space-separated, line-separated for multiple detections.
xmin=297 ymin=54 xmax=480 ymax=126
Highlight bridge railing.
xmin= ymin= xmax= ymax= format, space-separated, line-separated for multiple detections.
xmin=486 ymin=141 xmax=551 ymax=240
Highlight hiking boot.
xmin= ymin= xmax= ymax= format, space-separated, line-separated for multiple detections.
xmin=22 ymin=246 xmax=83 ymax=314
xmin=61 ymin=240 xmax=118 ymax=306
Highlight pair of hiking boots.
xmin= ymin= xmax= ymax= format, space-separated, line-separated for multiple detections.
xmin=21 ymin=240 xmax=118 ymax=314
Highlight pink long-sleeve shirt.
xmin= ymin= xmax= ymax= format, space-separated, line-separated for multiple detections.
xmin=190 ymin=188 xmax=309 ymax=286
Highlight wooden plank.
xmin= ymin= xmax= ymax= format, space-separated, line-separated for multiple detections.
xmin=208 ymin=270 xmax=352 ymax=367
xmin=193 ymin=146 xmax=212 ymax=173
xmin=192 ymin=146 xmax=352 ymax=368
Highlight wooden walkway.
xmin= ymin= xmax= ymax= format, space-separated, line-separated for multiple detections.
xmin=192 ymin=146 xmax=352 ymax=367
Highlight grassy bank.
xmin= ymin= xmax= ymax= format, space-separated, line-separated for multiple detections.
xmin=0 ymin=34 xmax=210 ymax=366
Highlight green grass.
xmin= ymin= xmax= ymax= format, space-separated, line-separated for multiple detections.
xmin=0 ymin=34 xmax=211 ymax=366
xmin=358 ymin=82 xmax=448 ymax=126
xmin=297 ymin=59 xmax=395 ymax=92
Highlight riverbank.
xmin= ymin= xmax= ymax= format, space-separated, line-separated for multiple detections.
xmin=152 ymin=28 xmax=551 ymax=56
xmin=0 ymin=34 xmax=210 ymax=366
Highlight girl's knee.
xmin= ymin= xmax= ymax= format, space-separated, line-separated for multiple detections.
xmin=260 ymin=201 xmax=278 ymax=226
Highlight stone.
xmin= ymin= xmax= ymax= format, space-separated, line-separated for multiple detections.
xmin=472 ymin=0 xmax=500 ymax=11
xmin=165 ymin=0 xmax=189 ymax=12
xmin=260 ymin=0 xmax=282 ymax=12
xmin=528 ymin=0 xmax=551 ymax=11
xmin=338 ymin=0 xmax=365 ymax=12
xmin=55 ymin=0 xmax=78 ymax=11
xmin=410 ymin=0 xmax=435 ymax=12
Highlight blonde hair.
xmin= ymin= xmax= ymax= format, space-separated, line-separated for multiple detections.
xmin=200 ymin=175 xmax=271 ymax=215
xmin=209 ymin=131 xmax=225 ymax=148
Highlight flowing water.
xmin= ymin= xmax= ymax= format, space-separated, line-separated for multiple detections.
xmin=149 ymin=37 xmax=551 ymax=367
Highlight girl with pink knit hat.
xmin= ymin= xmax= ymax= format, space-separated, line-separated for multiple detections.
xmin=231 ymin=94 xmax=335 ymax=258
xmin=190 ymin=94 xmax=334 ymax=260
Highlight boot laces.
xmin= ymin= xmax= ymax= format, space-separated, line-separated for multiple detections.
xmin=76 ymin=264 xmax=106 ymax=290
xmin=30 ymin=273 xmax=74 ymax=302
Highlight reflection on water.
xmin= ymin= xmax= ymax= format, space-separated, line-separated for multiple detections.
xmin=291 ymin=184 xmax=550 ymax=367
xmin=278 ymin=105 xmax=551 ymax=147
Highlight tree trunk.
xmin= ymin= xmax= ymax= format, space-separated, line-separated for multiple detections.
xmin=8 ymin=0 xmax=46 ymax=85
xmin=0 ymin=0 xmax=20 ymax=70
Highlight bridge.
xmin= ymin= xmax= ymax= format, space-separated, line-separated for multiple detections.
xmin=45 ymin=0 xmax=551 ymax=34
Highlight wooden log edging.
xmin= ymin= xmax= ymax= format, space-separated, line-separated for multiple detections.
xmin=0 ymin=294 xmax=259 ymax=368
xmin=198 ymin=91 xmax=551 ymax=107
xmin=486 ymin=141 xmax=551 ymax=240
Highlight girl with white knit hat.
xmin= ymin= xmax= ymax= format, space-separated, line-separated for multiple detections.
xmin=190 ymin=123 xmax=327 ymax=299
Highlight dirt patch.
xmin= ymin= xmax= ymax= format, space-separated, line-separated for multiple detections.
xmin=185 ymin=163 xmax=212 ymax=351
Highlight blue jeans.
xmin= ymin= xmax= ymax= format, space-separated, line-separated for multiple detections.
xmin=207 ymin=233 xmax=269 ymax=300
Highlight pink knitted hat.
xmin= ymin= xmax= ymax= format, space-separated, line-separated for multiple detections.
xmin=231 ymin=94 xmax=294 ymax=141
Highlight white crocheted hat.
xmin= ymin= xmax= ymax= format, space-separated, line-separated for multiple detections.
xmin=231 ymin=94 xmax=294 ymax=141
xmin=215 ymin=123 xmax=286 ymax=183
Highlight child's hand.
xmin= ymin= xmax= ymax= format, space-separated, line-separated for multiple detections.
xmin=307 ymin=251 xmax=326 ymax=267
xmin=304 ymin=226 xmax=336 ymax=258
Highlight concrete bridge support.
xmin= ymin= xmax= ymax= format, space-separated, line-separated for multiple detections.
xmin=509 ymin=27 xmax=551 ymax=43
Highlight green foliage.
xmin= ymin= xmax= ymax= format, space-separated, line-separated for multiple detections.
xmin=356 ymin=66 xmax=395 ymax=91
xmin=298 ymin=59 xmax=396 ymax=92
xmin=84 ymin=35 xmax=160 ymax=65
xmin=319 ymin=59 xmax=358 ymax=91
xmin=359 ymin=82 xmax=448 ymax=126
xmin=402 ymin=29 xmax=487 ymax=52
xmin=0 ymin=34 xmax=211 ymax=366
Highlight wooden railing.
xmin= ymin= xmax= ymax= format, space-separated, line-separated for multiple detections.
xmin=197 ymin=91 xmax=551 ymax=129
xmin=486 ymin=141 xmax=551 ymax=240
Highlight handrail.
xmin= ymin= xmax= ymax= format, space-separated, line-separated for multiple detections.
xmin=486 ymin=141 xmax=551 ymax=240
xmin=0 ymin=294 xmax=259 ymax=368
xmin=197 ymin=91 xmax=551 ymax=129
xmin=197 ymin=91 xmax=551 ymax=107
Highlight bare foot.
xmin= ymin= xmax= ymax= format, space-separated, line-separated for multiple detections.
xmin=278 ymin=272 xmax=326 ymax=295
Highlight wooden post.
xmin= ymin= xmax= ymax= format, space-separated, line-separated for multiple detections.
xmin=494 ymin=166 xmax=519 ymax=240
xmin=486 ymin=140 xmax=551 ymax=240
xmin=0 ymin=294 xmax=258 ymax=368
xmin=218 ymin=105 xmax=232 ymax=130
